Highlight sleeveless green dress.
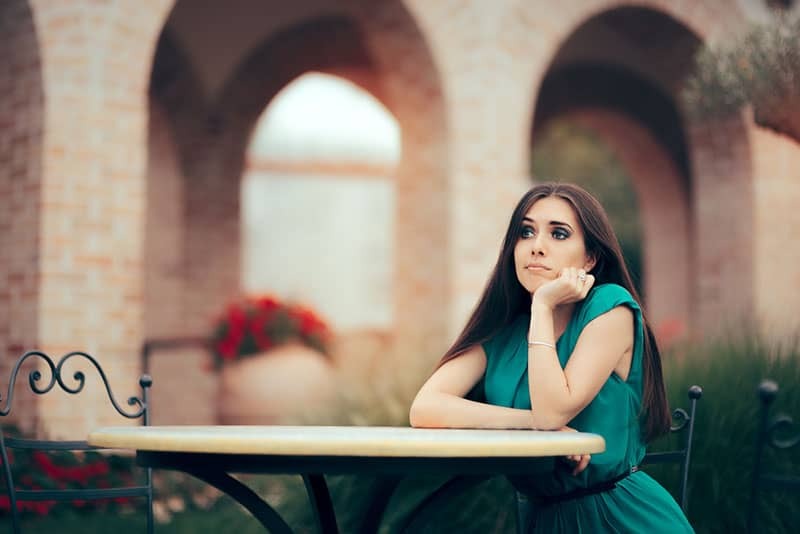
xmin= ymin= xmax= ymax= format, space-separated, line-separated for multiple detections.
xmin=482 ymin=283 xmax=693 ymax=533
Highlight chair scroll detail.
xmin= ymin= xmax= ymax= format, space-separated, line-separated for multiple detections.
xmin=0 ymin=350 xmax=153 ymax=534
xmin=746 ymin=379 xmax=800 ymax=534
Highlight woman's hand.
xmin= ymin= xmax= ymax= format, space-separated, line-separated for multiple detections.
xmin=532 ymin=267 xmax=595 ymax=310
xmin=558 ymin=426 xmax=591 ymax=475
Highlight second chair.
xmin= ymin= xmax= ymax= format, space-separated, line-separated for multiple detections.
xmin=0 ymin=350 xmax=154 ymax=534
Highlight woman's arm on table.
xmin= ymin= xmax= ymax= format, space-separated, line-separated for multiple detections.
xmin=409 ymin=344 xmax=534 ymax=429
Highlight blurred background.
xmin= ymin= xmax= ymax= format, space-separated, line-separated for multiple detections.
xmin=2 ymin=0 xmax=800 ymax=532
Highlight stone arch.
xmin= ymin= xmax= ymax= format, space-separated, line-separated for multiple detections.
xmin=0 ymin=0 xmax=44 ymax=433
xmin=173 ymin=14 xmax=400 ymax=334
xmin=499 ymin=0 xmax=749 ymax=171
xmin=344 ymin=1 xmax=450 ymax=366
xmin=209 ymin=7 xmax=447 ymax=379
xmin=146 ymin=26 xmax=205 ymax=337
xmin=533 ymin=64 xmax=692 ymax=343
xmin=145 ymin=0 xmax=447 ymax=419
xmin=540 ymin=107 xmax=691 ymax=344
xmin=521 ymin=2 xmax=753 ymax=339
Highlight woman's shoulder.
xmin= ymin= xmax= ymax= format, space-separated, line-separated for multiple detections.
xmin=587 ymin=283 xmax=637 ymax=304
xmin=579 ymin=283 xmax=641 ymax=323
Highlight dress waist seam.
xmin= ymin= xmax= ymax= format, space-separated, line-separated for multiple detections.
xmin=531 ymin=466 xmax=639 ymax=507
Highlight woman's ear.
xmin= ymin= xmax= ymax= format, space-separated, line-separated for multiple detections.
xmin=584 ymin=254 xmax=597 ymax=272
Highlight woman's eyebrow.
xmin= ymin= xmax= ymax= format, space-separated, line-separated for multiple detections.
xmin=549 ymin=220 xmax=574 ymax=231
xmin=522 ymin=216 xmax=573 ymax=231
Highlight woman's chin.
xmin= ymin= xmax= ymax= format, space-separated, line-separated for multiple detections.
xmin=522 ymin=281 xmax=544 ymax=294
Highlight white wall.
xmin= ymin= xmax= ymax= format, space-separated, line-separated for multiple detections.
xmin=242 ymin=172 xmax=394 ymax=330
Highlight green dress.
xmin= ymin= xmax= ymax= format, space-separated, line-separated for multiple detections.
xmin=482 ymin=283 xmax=693 ymax=533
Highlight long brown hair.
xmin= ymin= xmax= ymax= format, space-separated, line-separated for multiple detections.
xmin=440 ymin=182 xmax=671 ymax=442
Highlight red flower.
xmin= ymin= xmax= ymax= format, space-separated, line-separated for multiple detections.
xmin=291 ymin=306 xmax=329 ymax=338
xmin=2 ymin=441 xmax=141 ymax=518
xmin=34 ymin=501 xmax=54 ymax=516
xmin=252 ymin=295 xmax=280 ymax=313
xmin=210 ymin=294 xmax=332 ymax=368
xmin=249 ymin=305 xmax=276 ymax=351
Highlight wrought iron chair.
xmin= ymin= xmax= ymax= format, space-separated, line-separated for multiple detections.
xmin=640 ymin=384 xmax=703 ymax=514
xmin=515 ymin=384 xmax=703 ymax=532
xmin=0 ymin=350 xmax=153 ymax=533
xmin=746 ymin=379 xmax=800 ymax=533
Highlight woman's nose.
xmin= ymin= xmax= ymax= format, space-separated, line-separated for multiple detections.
xmin=531 ymin=234 xmax=545 ymax=255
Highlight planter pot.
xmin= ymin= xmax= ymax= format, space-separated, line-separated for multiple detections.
xmin=218 ymin=342 xmax=337 ymax=425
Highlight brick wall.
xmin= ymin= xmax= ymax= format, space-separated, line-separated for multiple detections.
xmin=751 ymin=123 xmax=800 ymax=338
xmin=0 ymin=0 xmax=44 ymax=433
xmin=687 ymin=113 xmax=755 ymax=336
xmin=5 ymin=0 xmax=800 ymax=436
xmin=19 ymin=0 xmax=173 ymax=438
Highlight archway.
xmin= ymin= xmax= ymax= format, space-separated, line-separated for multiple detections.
xmin=530 ymin=5 xmax=752 ymax=341
xmin=145 ymin=0 xmax=446 ymax=423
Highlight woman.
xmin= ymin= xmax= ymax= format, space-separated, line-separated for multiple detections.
xmin=409 ymin=183 xmax=693 ymax=532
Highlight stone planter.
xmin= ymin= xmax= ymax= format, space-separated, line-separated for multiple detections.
xmin=218 ymin=341 xmax=337 ymax=425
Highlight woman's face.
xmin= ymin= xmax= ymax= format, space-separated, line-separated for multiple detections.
xmin=513 ymin=196 xmax=595 ymax=294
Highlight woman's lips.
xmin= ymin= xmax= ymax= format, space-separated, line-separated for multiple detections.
xmin=525 ymin=263 xmax=550 ymax=271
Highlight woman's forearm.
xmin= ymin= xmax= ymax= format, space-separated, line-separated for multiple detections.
xmin=528 ymin=299 xmax=573 ymax=429
xmin=409 ymin=391 xmax=534 ymax=429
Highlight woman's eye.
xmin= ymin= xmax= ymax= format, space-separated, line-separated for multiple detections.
xmin=552 ymin=228 xmax=570 ymax=240
xmin=521 ymin=227 xmax=534 ymax=238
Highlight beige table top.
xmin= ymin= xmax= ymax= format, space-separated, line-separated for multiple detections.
xmin=88 ymin=425 xmax=605 ymax=458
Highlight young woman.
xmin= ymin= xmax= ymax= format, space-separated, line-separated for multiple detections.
xmin=409 ymin=183 xmax=693 ymax=532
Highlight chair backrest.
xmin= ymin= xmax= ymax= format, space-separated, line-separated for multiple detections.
xmin=746 ymin=379 xmax=800 ymax=533
xmin=0 ymin=350 xmax=153 ymax=534
xmin=641 ymin=384 xmax=703 ymax=514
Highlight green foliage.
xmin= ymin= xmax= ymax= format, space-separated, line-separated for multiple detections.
xmin=531 ymin=119 xmax=644 ymax=296
xmin=648 ymin=335 xmax=800 ymax=533
xmin=683 ymin=13 xmax=800 ymax=133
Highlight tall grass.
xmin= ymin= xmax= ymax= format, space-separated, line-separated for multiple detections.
xmin=650 ymin=334 xmax=800 ymax=533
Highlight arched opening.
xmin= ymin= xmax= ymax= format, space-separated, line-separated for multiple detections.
xmin=242 ymin=72 xmax=400 ymax=331
xmin=144 ymin=0 xmax=446 ymax=424
xmin=531 ymin=7 xmax=702 ymax=345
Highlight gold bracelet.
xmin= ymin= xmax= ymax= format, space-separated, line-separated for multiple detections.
xmin=528 ymin=340 xmax=555 ymax=349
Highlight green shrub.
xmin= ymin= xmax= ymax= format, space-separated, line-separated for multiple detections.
xmin=682 ymin=13 xmax=800 ymax=139
xmin=649 ymin=334 xmax=800 ymax=533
